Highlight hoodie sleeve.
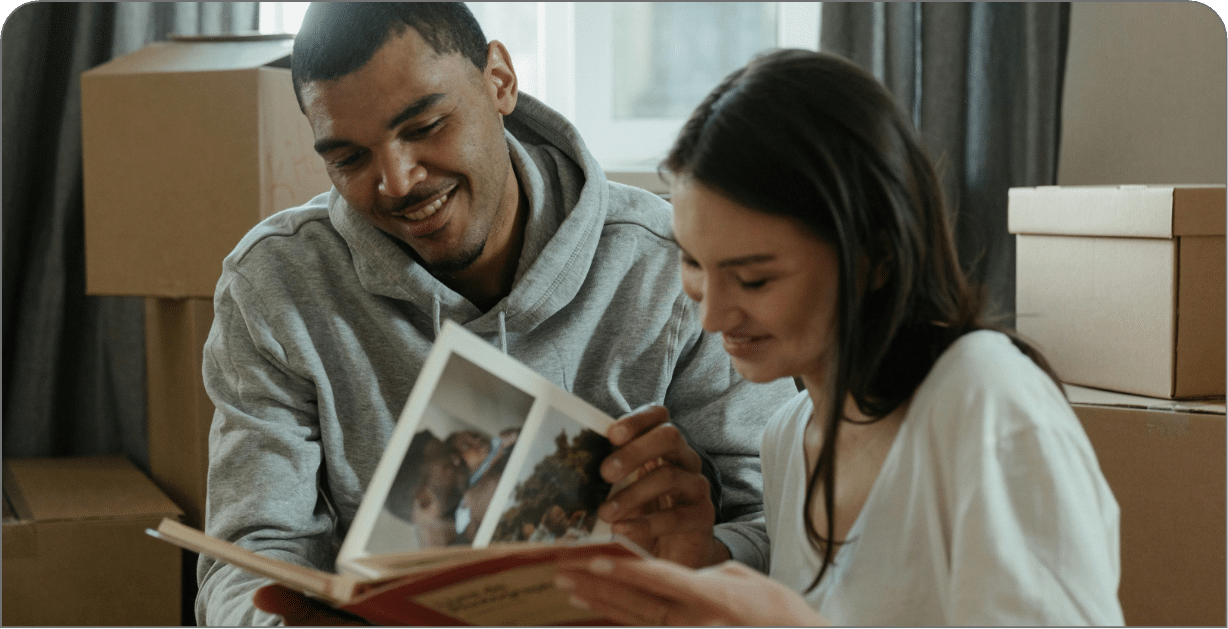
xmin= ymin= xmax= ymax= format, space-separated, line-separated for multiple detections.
xmin=196 ymin=269 xmax=337 ymax=626
xmin=662 ymin=294 xmax=798 ymax=572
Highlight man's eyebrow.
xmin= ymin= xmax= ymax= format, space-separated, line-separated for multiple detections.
xmin=387 ymin=93 xmax=446 ymax=130
xmin=312 ymin=93 xmax=447 ymax=155
xmin=313 ymin=138 xmax=353 ymax=155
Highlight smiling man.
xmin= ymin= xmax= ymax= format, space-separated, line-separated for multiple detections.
xmin=196 ymin=3 xmax=796 ymax=625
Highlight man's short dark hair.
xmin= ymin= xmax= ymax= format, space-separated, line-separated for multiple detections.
xmin=291 ymin=2 xmax=488 ymax=110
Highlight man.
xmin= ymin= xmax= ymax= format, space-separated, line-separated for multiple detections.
xmin=198 ymin=3 xmax=795 ymax=625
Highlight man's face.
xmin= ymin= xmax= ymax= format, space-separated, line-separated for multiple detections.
xmin=299 ymin=27 xmax=519 ymax=275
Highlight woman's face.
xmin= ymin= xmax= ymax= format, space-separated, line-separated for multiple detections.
xmin=672 ymin=179 xmax=841 ymax=385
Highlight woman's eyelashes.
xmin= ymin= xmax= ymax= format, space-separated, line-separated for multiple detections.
xmin=681 ymin=256 xmax=773 ymax=291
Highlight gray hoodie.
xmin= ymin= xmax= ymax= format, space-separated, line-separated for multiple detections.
xmin=197 ymin=94 xmax=795 ymax=625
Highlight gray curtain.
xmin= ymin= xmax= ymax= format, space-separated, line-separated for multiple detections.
xmin=3 ymin=2 xmax=258 ymax=475
xmin=822 ymin=2 xmax=1070 ymax=321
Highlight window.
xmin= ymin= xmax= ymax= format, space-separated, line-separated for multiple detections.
xmin=259 ymin=2 xmax=820 ymax=191
xmin=257 ymin=2 xmax=308 ymax=36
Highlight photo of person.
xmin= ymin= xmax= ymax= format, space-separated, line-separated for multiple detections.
xmin=448 ymin=427 xmax=520 ymax=544
xmin=490 ymin=408 xmax=613 ymax=544
xmin=379 ymin=429 xmax=470 ymax=550
xmin=375 ymin=424 xmax=526 ymax=551
xmin=366 ymin=350 xmax=537 ymax=555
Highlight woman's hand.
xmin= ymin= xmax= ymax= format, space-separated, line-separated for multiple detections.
xmin=602 ymin=406 xmax=727 ymax=568
xmin=554 ymin=556 xmax=827 ymax=626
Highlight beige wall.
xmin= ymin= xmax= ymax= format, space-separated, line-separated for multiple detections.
xmin=1058 ymin=2 xmax=1226 ymax=185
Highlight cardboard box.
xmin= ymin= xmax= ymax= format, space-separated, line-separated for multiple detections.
xmin=1010 ymin=185 xmax=1226 ymax=398
xmin=145 ymin=297 xmax=216 ymax=529
xmin=81 ymin=37 xmax=332 ymax=298
xmin=3 ymin=456 xmax=184 ymax=626
xmin=1067 ymin=385 xmax=1226 ymax=626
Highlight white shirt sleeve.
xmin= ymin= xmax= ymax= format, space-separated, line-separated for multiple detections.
xmin=945 ymin=415 xmax=1125 ymax=625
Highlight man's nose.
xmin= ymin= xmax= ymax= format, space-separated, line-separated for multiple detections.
xmin=377 ymin=147 xmax=427 ymax=198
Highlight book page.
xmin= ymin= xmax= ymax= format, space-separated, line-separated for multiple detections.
xmin=339 ymin=321 xmax=618 ymax=574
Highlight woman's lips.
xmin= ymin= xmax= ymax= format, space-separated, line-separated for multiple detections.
xmin=722 ymin=334 xmax=770 ymax=359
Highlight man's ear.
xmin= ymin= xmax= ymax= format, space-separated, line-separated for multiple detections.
xmin=484 ymin=40 xmax=518 ymax=115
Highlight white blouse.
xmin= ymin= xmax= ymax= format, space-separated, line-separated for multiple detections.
xmin=761 ymin=330 xmax=1124 ymax=625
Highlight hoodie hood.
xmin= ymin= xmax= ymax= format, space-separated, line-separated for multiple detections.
xmin=328 ymin=93 xmax=608 ymax=342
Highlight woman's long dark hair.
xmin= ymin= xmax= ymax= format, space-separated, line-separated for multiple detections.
xmin=663 ymin=50 xmax=1060 ymax=590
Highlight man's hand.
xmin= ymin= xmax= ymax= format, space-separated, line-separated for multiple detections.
xmin=252 ymin=584 xmax=369 ymax=626
xmin=554 ymin=556 xmax=827 ymax=626
xmin=600 ymin=405 xmax=729 ymax=568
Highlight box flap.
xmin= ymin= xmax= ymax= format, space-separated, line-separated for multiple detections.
xmin=1172 ymin=187 xmax=1227 ymax=235
xmin=3 ymin=463 xmax=38 ymax=558
xmin=1065 ymin=384 xmax=1226 ymax=414
xmin=4 ymin=456 xmax=182 ymax=522
xmin=1008 ymin=185 xmax=1225 ymax=237
xmin=83 ymin=39 xmax=294 ymax=76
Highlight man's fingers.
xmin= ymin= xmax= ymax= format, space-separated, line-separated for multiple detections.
xmin=252 ymin=584 xmax=367 ymax=626
xmin=610 ymin=502 xmax=714 ymax=541
xmin=601 ymin=464 xmax=712 ymax=522
xmin=603 ymin=421 xmax=702 ymax=484
xmin=608 ymin=405 xmax=671 ymax=445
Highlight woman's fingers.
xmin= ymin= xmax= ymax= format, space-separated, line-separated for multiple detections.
xmin=556 ymin=562 xmax=677 ymax=625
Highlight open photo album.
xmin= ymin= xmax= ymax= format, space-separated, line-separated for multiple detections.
xmin=149 ymin=320 xmax=645 ymax=625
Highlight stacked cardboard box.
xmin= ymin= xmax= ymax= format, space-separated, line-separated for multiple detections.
xmin=1067 ymin=385 xmax=1225 ymax=626
xmin=79 ymin=37 xmax=332 ymax=621
xmin=80 ymin=37 xmax=332 ymax=530
xmin=3 ymin=456 xmax=183 ymax=625
xmin=1010 ymin=184 xmax=1225 ymax=399
xmin=1011 ymin=185 xmax=1226 ymax=625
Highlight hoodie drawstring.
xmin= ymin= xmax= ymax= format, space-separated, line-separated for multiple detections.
xmin=497 ymin=310 xmax=508 ymax=354
xmin=432 ymin=294 xmax=441 ymax=339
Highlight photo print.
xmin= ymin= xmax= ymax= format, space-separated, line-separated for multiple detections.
xmin=366 ymin=351 xmax=534 ymax=555
xmin=485 ymin=406 xmax=615 ymax=545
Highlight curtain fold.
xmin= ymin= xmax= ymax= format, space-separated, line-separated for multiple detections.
xmin=3 ymin=2 xmax=258 ymax=475
xmin=821 ymin=2 xmax=1070 ymax=321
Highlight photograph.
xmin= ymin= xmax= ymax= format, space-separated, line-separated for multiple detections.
xmin=486 ymin=406 xmax=614 ymax=545
xmin=366 ymin=351 xmax=534 ymax=554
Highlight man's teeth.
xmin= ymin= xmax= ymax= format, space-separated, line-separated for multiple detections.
xmin=401 ymin=194 xmax=447 ymax=221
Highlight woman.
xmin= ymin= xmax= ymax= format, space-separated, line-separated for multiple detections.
xmin=554 ymin=50 xmax=1123 ymax=626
